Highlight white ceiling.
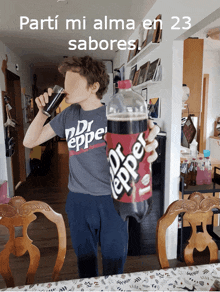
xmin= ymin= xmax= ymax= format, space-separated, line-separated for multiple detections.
xmin=0 ymin=0 xmax=157 ymax=65
xmin=191 ymin=17 xmax=220 ymax=51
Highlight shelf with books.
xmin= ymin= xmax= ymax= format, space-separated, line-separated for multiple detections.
xmin=126 ymin=14 xmax=163 ymax=90
xmin=127 ymin=42 xmax=160 ymax=67
xmin=127 ymin=14 xmax=162 ymax=68
xmin=130 ymin=57 xmax=162 ymax=90
xmin=132 ymin=80 xmax=162 ymax=91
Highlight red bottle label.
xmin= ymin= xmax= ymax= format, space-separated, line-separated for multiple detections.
xmin=106 ymin=130 xmax=152 ymax=203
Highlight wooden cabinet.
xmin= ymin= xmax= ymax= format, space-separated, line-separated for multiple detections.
xmin=182 ymin=38 xmax=204 ymax=118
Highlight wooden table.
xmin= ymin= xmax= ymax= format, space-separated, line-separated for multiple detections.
xmin=1 ymin=263 xmax=220 ymax=291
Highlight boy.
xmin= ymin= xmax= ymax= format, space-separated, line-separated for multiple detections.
xmin=23 ymin=55 xmax=160 ymax=278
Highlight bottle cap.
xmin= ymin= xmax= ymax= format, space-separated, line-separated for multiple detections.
xmin=203 ymin=149 xmax=210 ymax=158
xmin=118 ymin=80 xmax=132 ymax=89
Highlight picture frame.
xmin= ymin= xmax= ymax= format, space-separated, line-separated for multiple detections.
xmin=23 ymin=93 xmax=34 ymax=123
xmin=153 ymin=64 xmax=162 ymax=81
xmin=132 ymin=69 xmax=140 ymax=86
xmin=142 ymin=22 xmax=157 ymax=48
xmin=148 ymin=97 xmax=160 ymax=119
xmin=137 ymin=61 xmax=150 ymax=85
xmin=139 ymin=21 xmax=145 ymax=49
xmin=214 ymin=117 xmax=220 ymax=136
xmin=127 ymin=39 xmax=139 ymax=63
xmin=141 ymin=29 xmax=149 ymax=49
xmin=129 ymin=65 xmax=137 ymax=84
xmin=141 ymin=88 xmax=148 ymax=102
xmin=145 ymin=58 xmax=161 ymax=82
xmin=154 ymin=14 xmax=162 ymax=43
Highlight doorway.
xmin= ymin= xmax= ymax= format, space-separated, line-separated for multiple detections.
xmin=4 ymin=69 xmax=26 ymax=191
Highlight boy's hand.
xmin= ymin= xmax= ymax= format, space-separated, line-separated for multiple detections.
xmin=145 ymin=120 xmax=160 ymax=163
xmin=35 ymin=88 xmax=53 ymax=111
xmin=104 ymin=120 xmax=160 ymax=164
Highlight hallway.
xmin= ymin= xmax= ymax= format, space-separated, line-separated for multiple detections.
xmin=0 ymin=141 xmax=180 ymax=288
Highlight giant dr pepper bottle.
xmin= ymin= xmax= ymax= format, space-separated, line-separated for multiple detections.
xmin=106 ymin=80 xmax=152 ymax=223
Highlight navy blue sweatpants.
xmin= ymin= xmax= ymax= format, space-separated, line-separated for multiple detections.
xmin=65 ymin=192 xmax=128 ymax=278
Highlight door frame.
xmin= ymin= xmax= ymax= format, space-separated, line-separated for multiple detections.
xmin=199 ymin=74 xmax=209 ymax=153
xmin=2 ymin=69 xmax=26 ymax=193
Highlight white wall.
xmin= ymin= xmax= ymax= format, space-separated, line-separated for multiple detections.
xmin=113 ymin=0 xmax=220 ymax=259
xmin=0 ymin=40 xmax=32 ymax=196
xmin=101 ymin=73 xmax=114 ymax=105
xmin=0 ymin=42 xmax=8 ymax=187
xmin=203 ymin=48 xmax=220 ymax=149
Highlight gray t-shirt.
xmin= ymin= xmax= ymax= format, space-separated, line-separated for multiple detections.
xmin=50 ymin=104 xmax=112 ymax=196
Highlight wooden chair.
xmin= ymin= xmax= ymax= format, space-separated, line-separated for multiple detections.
xmin=0 ymin=196 xmax=66 ymax=287
xmin=156 ymin=192 xmax=220 ymax=268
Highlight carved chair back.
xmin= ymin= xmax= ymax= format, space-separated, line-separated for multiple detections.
xmin=156 ymin=192 xmax=220 ymax=269
xmin=0 ymin=196 xmax=66 ymax=287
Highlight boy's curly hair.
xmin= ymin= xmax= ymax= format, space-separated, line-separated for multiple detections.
xmin=58 ymin=56 xmax=109 ymax=99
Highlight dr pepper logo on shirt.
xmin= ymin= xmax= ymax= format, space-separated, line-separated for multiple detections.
xmin=106 ymin=130 xmax=152 ymax=203
xmin=65 ymin=120 xmax=107 ymax=155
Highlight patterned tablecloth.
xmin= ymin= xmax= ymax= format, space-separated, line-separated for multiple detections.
xmin=1 ymin=263 xmax=220 ymax=291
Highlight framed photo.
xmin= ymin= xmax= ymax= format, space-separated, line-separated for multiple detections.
xmin=214 ymin=117 xmax=220 ymax=136
xmin=127 ymin=39 xmax=139 ymax=63
xmin=137 ymin=61 xmax=150 ymax=85
xmin=141 ymin=88 xmax=148 ymax=102
xmin=129 ymin=65 xmax=137 ymax=84
xmin=142 ymin=22 xmax=157 ymax=48
xmin=141 ymin=29 xmax=149 ymax=49
xmin=153 ymin=64 xmax=162 ymax=81
xmin=146 ymin=58 xmax=161 ymax=82
xmin=154 ymin=14 xmax=162 ymax=43
xmin=23 ymin=94 xmax=34 ymax=123
xmin=139 ymin=21 xmax=145 ymax=49
xmin=148 ymin=97 xmax=160 ymax=118
xmin=133 ymin=69 xmax=140 ymax=86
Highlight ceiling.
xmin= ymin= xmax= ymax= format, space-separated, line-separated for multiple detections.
xmin=0 ymin=0 xmax=157 ymax=66
xmin=191 ymin=17 xmax=220 ymax=51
